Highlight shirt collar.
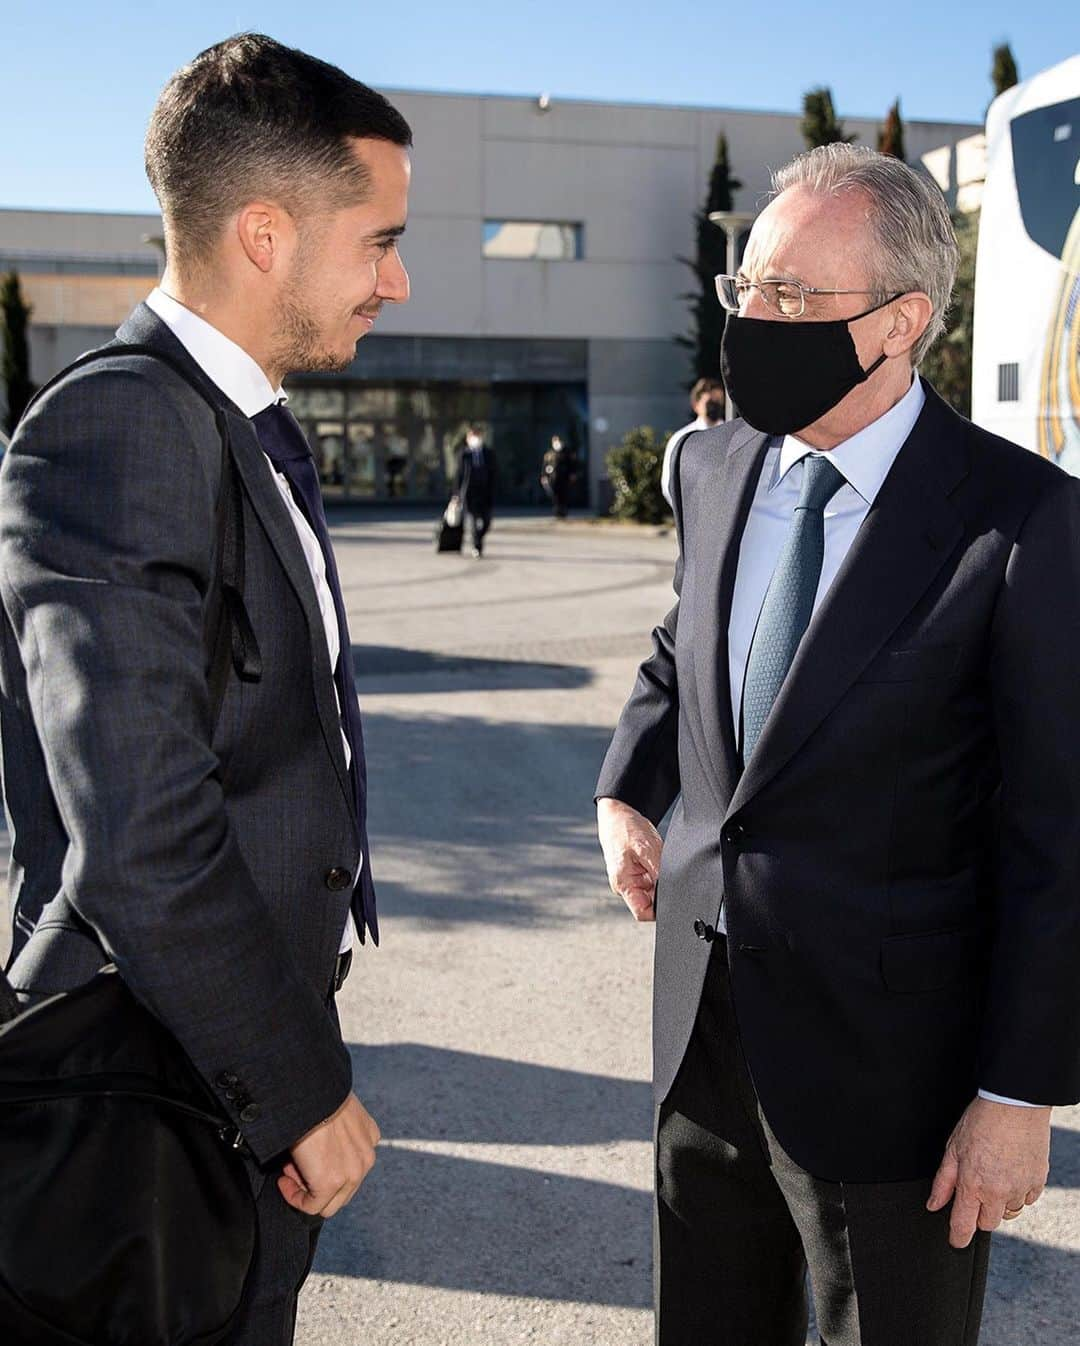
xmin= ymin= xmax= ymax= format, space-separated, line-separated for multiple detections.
xmin=145 ymin=288 xmax=285 ymax=418
xmin=772 ymin=375 xmax=926 ymax=505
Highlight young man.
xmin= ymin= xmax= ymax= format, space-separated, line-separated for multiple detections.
xmin=0 ymin=35 xmax=411 ymax=1343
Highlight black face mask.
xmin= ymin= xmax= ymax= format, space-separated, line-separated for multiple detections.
xmin=702 ymin=397 xmax=725 ymax=422
xmin=720 ymin=295 xmax=899 ymax=437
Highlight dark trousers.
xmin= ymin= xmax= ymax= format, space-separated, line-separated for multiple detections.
xmin=223 ymin=1170 xmax=324 ymax=1346
xmin=656 ymin=941 xmax=991 ymax=1346
xmin=224 ymin=976 xmax=346 ymax=1344
xmin=467 ymin=506 xmax=491 ymax=553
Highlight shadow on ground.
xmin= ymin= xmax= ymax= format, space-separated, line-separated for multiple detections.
xmin=314 ymin=1050 xmax=1079 ymax=1318
xmin=315 ymin=1147 xmax=652 ymax=1306
xmin=360 ymin=709 xmax=616 ymax=926
xmin=352 ymin=644 xmax=591 ymax=694
xmin=347 ymin=1043 xmax=651 ymax=1147
xmin=1047 ymin=1122 xmax=1080 ymax=1188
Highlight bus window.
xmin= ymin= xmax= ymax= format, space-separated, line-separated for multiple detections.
xmin=972 ymin=56 xmax=1080 ymax=473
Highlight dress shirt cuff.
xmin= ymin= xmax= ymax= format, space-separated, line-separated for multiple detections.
xmin=977 ymin=1088 xmax=1046 ymax=1109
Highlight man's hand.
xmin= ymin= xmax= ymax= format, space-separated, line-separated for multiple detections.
xmin=278 ymin=1092 xmax=381 ymax=1218
xmin=927 ymin=1096 xmax=1051 ymax=1247
xmin=597 ymin=797 xmax=663 ymax=922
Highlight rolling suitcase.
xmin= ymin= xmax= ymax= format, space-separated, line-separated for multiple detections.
xmin=435 ymin=497 xmax=464 ymax=553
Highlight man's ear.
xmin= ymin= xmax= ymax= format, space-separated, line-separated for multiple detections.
xmin=884 ymin=292 xmax=934 ymax=359
xmin=236 ymin=202 xmax=295 ymax=274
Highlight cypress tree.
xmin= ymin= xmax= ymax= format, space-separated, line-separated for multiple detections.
xmin=676 ymin=133 xmax=743 ymax=382
xmin=919 ymin=209 xmax=979 ymax=414
xmin=877 ymin=98 xmax=906 ymax=160
xmin=709 ymin=132 xmax=740 ymax=215
xmin=1 ymin=272 xmax=34 ymax=435
xmin=801 ymin=87 xmax=855 ymax=149
xmin=991 ymin=43 xmax=1019 ymax=97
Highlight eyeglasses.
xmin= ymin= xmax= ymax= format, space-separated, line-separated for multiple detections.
xmin=714 ymin=274 xmax=890 ymax=319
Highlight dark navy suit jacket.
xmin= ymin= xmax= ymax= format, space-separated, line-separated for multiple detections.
xmin=597 ymin=383 xmax=1080 ymax=1181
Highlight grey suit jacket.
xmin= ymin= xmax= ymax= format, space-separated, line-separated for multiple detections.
xmin=0 ymin=305 xmax=363 ymax=1164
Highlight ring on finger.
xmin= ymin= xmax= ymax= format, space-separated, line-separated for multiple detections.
xmin=1002 ymin=1206 xmax=1024 ymax=1220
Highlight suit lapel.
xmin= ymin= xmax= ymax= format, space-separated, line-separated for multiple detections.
xmin=689 ymin=424 xmax=770 ymax=811
xmin=223 ymin=411 xmax=354 ymax=808
xmin=727 ymin=387 xmax=969 ymax=818
xmin=115 ymin=305 xmax=354 ymax=811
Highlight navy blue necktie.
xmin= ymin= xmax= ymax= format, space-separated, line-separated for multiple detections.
xmin=741 ymin=454 xmax=846 ymax=763
xmin=252 ymin=402 xmax=377 ymax=943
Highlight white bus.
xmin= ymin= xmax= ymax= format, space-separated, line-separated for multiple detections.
xmin=972 ymin=55 xmax=1080 ymax=471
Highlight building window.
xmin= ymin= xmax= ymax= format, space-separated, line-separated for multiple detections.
xmin=483 ymin=221 xmax=583 ymax=260
xmin=997 ymin=363 xmax=1020 ymax=402
xmin=286 ymin=379 xmax=587 ymax=505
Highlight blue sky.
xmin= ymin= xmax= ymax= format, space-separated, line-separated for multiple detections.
xmin=4 ymin=0 xmax=1077 ymax=212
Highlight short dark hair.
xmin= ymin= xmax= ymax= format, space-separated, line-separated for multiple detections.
xmin=145 ymin=34 xmax=413 ymax=270
xmin=690 ymin=377 xmax=725 ymax=407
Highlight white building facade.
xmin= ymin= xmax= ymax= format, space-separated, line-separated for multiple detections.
xmin=0 ymin=90 xmax=978 ymax=507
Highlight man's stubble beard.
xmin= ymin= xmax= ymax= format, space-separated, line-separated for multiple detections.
xmin=270 ymin=250 xmax=356 ymax=376
xmin=271 ymin=288 xmax=355 ymax=376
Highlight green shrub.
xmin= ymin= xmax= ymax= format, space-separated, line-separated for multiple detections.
xmin=606 ymin=427 xmax=672 ymax=524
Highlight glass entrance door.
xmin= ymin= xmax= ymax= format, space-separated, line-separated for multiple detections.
xmin=287 ymin=379 xmax=587 ymax=505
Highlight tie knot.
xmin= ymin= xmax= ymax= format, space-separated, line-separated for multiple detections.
xmin=797 ymin=454 xmax=845 ymax=512
xmin=252 ymin=402 xmax=313 ymax=466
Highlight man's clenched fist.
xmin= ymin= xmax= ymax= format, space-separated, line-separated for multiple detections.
xmin=280 ymin=1092 xmax=381 ymax=1218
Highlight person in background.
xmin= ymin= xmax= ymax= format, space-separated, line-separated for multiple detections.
xmin=453 ymin=425 xmax=496 ymax=557
xmin=540 ymin=434 xmax=578 ymax=518
xmin=660 ymin=377 xmax=725 ymax=506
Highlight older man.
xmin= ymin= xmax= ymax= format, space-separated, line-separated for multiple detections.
xmin=596 ymin=145 xmax=1080 ymax=1345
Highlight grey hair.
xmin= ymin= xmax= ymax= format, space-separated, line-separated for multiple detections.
xmin=770 ymin=144 xmax=959 ymax=365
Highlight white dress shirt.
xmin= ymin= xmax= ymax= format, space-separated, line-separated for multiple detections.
xmin=720 ymin=374 xmax=1033 ymax=1106
xmin=144 ymin=288 xmax=357 ymax=955
xmin=728 ymin=376 xmax=926 ymax=736
xmin=661 ymin=416 xmax=711 ymax=506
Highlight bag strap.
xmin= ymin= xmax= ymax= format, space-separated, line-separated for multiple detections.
xmin=18 ymin=342 xmax=261 ymax=717
xmin=0 ymin=344 xmax=263 ymax=1021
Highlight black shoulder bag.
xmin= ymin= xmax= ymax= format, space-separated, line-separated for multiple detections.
xmin=0 ymin=345 xmax=263 ymax=1346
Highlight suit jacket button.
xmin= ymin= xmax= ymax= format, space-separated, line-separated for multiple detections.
xmin=239 ymin=1104 xmax=260 ymax=1123
xmin=722 ymin=822 xmax=746 ymax=847
xmin=325 ymin=867 xmax=352 ymax=892
xmin=693 ymin=919 xmax=716 ymax=942
xmin=215 ymin=1071 xmax=239 ymax=1089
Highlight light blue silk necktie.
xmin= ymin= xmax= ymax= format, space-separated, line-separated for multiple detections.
xmin=741 ymin=454 xmax=846 ymax=762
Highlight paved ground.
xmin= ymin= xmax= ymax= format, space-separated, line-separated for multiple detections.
xmin=301 ymin=512 xmax=1080 ymax=1345
xmin=3 ymin=509 xmax=1077 ymax=1342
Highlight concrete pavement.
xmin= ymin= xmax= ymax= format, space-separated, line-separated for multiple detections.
xmin=1 ymin=509 xmax=1075 ymax=1343
xmin=301 ymin=512 xmax=1080 ymax=1345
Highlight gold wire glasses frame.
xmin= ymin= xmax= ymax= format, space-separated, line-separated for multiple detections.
xmin=714 ymin=274 xmax=886 ymax=319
